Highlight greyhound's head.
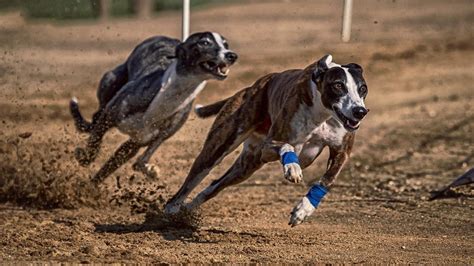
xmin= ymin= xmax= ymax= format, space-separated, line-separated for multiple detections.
xmin=176 ymin=32 xmax=238 ymax=80
xmin=312 ymin=54 xmax=369 ymax=131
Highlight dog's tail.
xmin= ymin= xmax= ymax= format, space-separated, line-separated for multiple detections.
xmin=70 ymin=97 xmax=93 ymax=133
xmin=194 ymin=98 xmax=229 ymax=118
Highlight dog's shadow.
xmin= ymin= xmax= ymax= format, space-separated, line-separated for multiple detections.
xmin=94 ymin=208 xmax=204 ymax=242
xmin=94 ymin=208 xmax=267 ymax=243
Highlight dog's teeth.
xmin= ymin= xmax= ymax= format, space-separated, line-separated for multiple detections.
xmin=218 ymin=66 xmax=229 ymax=76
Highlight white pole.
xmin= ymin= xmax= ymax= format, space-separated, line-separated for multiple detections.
xmin=341 ymin=0 xmax=353 ymax=42
xmin=182 ymin=0 xmax=190 ymax=41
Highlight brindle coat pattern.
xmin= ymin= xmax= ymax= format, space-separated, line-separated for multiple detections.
xmin=165 ymin=55 xmax=368 ymax=227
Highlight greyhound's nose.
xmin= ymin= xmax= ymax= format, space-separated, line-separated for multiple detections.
xmin=352 ymin=106 xmax=368 ymax=120
xmin=225 ymin=52 xmax=238 ymax=63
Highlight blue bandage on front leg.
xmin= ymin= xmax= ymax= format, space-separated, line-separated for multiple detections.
xmin=281 ymin=151 xmax=299 ymax=165
xmin=306 ymin=184 xmax=328 ymax=208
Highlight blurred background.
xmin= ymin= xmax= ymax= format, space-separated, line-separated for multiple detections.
xmin=0 ymin=0 xmax=472 ymax=263
xmin=0 ymin=0 xmax=225 ymax=19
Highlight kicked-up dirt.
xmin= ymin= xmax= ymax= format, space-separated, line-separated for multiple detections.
xmin=0 ymin=0 xmax=473 ymax=263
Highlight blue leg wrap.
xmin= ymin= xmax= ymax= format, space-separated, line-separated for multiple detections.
xmin=306 ymin=184 xmax=328 ymax=208
xmin=281 ymin=151 xmax=299 ymax=165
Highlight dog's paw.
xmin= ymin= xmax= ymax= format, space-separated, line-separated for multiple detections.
xmin=164 ymin=203 xmax=182 ymax=215
xmin=289 ymin=196 xmax=315 ymax=227
xmin=74 ymin=147 xmax=91 ymax=166
xmin=133 ymin=162 xmax=160 ymax=179
xmin=283 ymin=162 xmax=303 ymax=183
xmin=156 ymin=204 xmax=202 ymax=229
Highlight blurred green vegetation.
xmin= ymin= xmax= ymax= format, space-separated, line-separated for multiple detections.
xmin=0 ymin=0 xmax=230 ymax=20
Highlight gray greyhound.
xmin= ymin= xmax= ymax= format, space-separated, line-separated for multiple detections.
xmin=70 ymin=32 xmax=238 ymax=183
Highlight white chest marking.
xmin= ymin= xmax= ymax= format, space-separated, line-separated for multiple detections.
xmin=143 ymin=61 xmax=204 ymax=125
xmin=309 ymin=120 xmax=347 ymax=147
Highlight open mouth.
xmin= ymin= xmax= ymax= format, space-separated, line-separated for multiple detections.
xmin=333 ymin=107 xmax=361 ymax=131
xmin=200 ymin=61 xmax=230 ymax=78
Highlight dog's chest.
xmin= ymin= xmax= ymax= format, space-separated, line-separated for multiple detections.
xmin=288 ymin=103 xmax=332 ymax=144
xmin=118 ymin=64 xmax=205 ymax=143
xmin=147 ymin=69 xmax=206 ymax=120
xmin=309 ymin=119 xmax=347 ymax=147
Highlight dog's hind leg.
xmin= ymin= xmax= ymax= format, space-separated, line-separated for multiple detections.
xmin=70 ymin=97 xmax=92 ymax=133
xmin=97 ymin=64 xmax=129 ymax=109
xmin=87 ymin=64 xmax=129 ymax=131
xmin=70 ymin=64 xmax=128 ymax=134
xmin=165 ymin=91 xmax=266 ymax=214
xmin=91 ymin=139 xmax=141 ymax=183
xmin=165 ymin=126 xmax=253 ymax=214
xmin=186 ymin=135 xmax=264 ymax=210
xmin=74 ymin=116 xmax=114 ymax=166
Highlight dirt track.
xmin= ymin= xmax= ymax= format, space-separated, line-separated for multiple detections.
xmin=0 ymin=0 xmax=473 ymax=263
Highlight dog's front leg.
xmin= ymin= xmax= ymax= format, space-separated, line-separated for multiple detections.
xmin=279 ymin=143 xmax=304 ymax=184
xmin=132 ymin=136 xmax=165 ymax=179
xmin=289 ymin=134 xmax=354 ymax=227
xmin=261 ymin=141 xmax=303 ymax=184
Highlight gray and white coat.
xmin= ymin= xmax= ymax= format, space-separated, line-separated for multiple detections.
xmin=70 ymin=32 xmax=238 ymax=182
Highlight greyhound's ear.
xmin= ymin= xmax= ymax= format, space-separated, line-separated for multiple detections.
xmin=342 ymin=63 xmax=363 ymax=73
xmin=176 ymin=43 xmax=187 ymax=61
xmin=312 ymin=54 xmax=332 ymax=83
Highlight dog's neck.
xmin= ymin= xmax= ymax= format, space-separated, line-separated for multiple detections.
xmin=142 ymin=60 xmax=207 ymax=125
xmin=308 ymin=79 xmax=333 ymax=126
xmin=159 ymin=59 xmax=207 ymax=108
xmin=165 ymin=60 xmax=206 ymax=88
xmin=175 ymin=58 xmax=207 ymax=80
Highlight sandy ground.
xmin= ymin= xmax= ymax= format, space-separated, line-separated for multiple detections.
xmin=0 ymin=0 xmax=473 ymax=263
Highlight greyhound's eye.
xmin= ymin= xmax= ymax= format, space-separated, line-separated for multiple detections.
xmin=223 ymin=41 xmax=229 ymax=49
xmin=358 ymin=85 xmax=368 ymax=97
xmin=332 ymin=83 xmax=345 ymax=95
xmin=198 ymin=40 xmax=211 ymax=46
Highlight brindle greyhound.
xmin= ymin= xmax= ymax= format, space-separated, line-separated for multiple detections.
xmin=165 ymin=54 xmax=369 ymax=226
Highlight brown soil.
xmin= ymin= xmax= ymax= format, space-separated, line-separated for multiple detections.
xmin=0 ymin=0 xmax=473 ymax=263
